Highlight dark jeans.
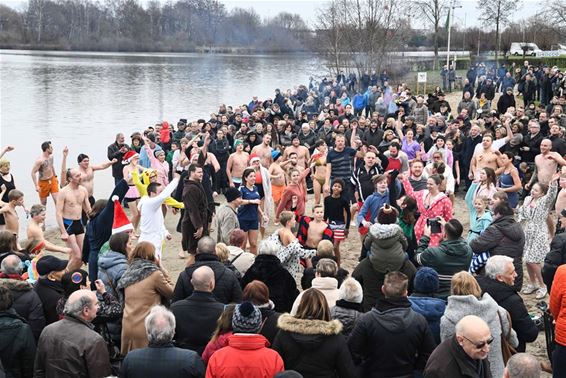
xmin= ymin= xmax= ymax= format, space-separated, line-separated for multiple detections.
xmin=89 ymin=247 xmax=100 ymax=290
xmin=114 ymin=176 xmax=123 ymax=186
xmin=553 ymin=343 xmax=566 ymax=377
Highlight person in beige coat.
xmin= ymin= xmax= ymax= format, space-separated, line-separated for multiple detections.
xmin=291 ymin=259 xmax=340 ymax=315
xmin=118 ymin=242 xmax=173 ymax=355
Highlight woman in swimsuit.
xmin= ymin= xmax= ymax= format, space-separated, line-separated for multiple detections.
xmin=122 ymin=151 xmax=143 ymax=233
xmin=497 ymin=152 xmax=522 ymax=209
xmin=311 ymin=140 xmax=327 ymax=205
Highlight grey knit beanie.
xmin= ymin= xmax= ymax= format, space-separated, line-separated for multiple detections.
xmin=232 ymin=301 xmax=262 ymax=334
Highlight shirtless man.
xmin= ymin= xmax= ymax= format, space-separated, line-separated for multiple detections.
xmin=60 ymin=148 xmax=116 ymax=202
xmin=226 ymin=140 xmax=249 ymax=188
xmin=304 ymin=205 xmax=329 ymax=249
xmin=469 ymin=134 xmax=500 ymax=181
xmin=0 ymin=188 xmax=25 ymax=245
xmin=31 ymin=141 xmax=59 ymax=206
xmin=251 ymin=134 xmax=273 ymax=168
xmin=56 ymin=168 xmax=91 ymax=270
xmin=268 ymin=151 xmax=286 ymax=219
xmin=556 ymin=174 xmax=566 ymax=228
xmin=526 ymin=139 xmax=566 ymax=190
xmin=27 ymin=204 xmax=71 ymax=254
xmin=283 ymin=135 xmax=310 ymax=170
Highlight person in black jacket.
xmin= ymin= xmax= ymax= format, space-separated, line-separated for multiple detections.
xmin=0 ymin=254 xmax=45 ymax=340
xmin=543 ymin=208 xmax=566 ymax=292
xmin=172 ymin=237 xmax=241 ymax=304
xmin=241 ymin=239 xmax=299 ymax=313
xmin=273 ymin=288 xmax=356 ymax=378
xmin=107 ymin=133 xmax=130 ymax=184
xmin=33 ymin=255 xmax=67 ymax=325
xmin=170 ymin=266 xmax=224 ymax=355
xmin=0 ymin=286 xmax=36 ymax=378
xmin=121 ymin=305 xmax=205 ymax=378
xmin=477 ymin=256 xmax=538 ymax=353
xmin=348 ymin=271 xmax=436 ymax=377
xmin=497 ymin=88 xmax=516 ymax=115
xmin=519 ymin=120 xmax=544 ymax=163
xmin=470 ymin=203 xmax=526 ymax=292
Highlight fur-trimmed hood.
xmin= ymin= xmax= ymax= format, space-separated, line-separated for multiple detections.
xmin=368 ymin=223 xmax=402 ymax=240
xmin=277 ymin=313 xmax=343 ymax=336
xmin=0 ymin=278 xmax=33 ymax=292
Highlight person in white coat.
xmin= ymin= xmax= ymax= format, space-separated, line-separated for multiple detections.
xmin=138 ymin=174 xmax=179 ymax=261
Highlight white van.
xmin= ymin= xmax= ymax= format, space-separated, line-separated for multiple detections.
xmin=509 ymin=42 xmax=543 ymax=57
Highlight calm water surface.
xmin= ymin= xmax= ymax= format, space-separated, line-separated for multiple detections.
xmin=0 ymin=50 xmax=321 ymax=228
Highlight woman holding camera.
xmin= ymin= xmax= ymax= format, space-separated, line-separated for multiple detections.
xmin=402 ymin=172 xmax=453 ymax=247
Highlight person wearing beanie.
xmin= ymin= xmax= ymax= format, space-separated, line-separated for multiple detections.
xmin=206 ymin=301 xmax=284 ymax=378
xmin=408 ymin=267 xmax=446 ymax=344
xmin=215 ymin=187 xmax=242 ymax=244
xmin=330 ymin=277 xmax=363 ymax=336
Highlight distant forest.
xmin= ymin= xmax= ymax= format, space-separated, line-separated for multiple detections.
xmin=0 ymin=0 xmax=313 ymax=52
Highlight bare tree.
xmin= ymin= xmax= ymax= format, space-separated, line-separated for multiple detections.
xmin=542 ymin=1 xmax=566 ymax=38
xmin=477 ymin=0 xmax=518 ymax=64
xmin=414 ymin=0 xmax=448 ymax=70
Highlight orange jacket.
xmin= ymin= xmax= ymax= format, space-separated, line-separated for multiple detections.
xmin=550 ymin=264 xmax=566 ymax=346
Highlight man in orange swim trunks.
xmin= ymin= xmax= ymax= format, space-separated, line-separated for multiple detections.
xmin=268 ymin=151 xmax=286 ymax=221
xmin=31 ymin=141 xmax=59 ymax=207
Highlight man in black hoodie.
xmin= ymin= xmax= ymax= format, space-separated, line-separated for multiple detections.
xmin=497 ymin=87 xmax=516 ymax=115
xmin=470 ymin=203 xmax=526 ymax=292
xmin=172 ymin=237 xmax=241 ymax=304
xmin=348 ymin=271 xmax=436 ymax=377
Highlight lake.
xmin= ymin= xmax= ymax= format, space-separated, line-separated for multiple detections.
xmin=0 ymin=50 xmax=321 ymax=228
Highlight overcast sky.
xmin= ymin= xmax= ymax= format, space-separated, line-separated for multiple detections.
xmin=1 ymin=0 xmax=541 ymax=29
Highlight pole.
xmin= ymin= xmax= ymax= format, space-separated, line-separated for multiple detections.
xmin=446 ymin=0 xmax=454 ymax=68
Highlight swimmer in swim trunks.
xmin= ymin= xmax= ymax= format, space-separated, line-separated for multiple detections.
xmin=268 ymin=150 xmax=286 ymax=222
xmin=31 ymin=141 xmax=59 ymax=207
xmin=56 ymin=168 xmax=91 ymax=271
xmin=227 ymin=139 xmax=249 ymax=188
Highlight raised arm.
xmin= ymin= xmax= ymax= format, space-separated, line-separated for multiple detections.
xmin=91 ymin=159 xmax=116 ymax=171
xmin=60 ymin=146 xmax=68 ymax=186
xmin=0 ymin=146 xmax=14 ymax=161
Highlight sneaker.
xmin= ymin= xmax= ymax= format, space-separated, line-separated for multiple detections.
xmin=521 ymin=284 xmax=539 ymax=295
xmin=535 ymin=287 xmax=548 ymax=299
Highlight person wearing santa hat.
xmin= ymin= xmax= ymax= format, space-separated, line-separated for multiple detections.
xmin=84 ymin=179 xmax=129 ymax=284
xmin=122 ymin=150 xmax=143 ymax=233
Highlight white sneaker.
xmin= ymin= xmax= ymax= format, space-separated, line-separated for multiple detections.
xmin=535 ymin=287 xmax=548 ymax=299
xmin=521 ymin=284 xmax=539 ymax=295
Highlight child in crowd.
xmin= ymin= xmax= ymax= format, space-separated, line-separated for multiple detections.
xmin=323 ymin=179 xmax=351 ymax=266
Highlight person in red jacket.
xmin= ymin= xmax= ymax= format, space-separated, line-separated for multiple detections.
xmin=550 ymin=264 xmax=566 ymax=376
xmin=206 ymin=301 xmax=284 ymax=378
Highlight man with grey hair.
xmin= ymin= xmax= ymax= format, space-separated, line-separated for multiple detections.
xmin=477 ymin=255 xmax=538 ymax=352
xmin=241 ymin=239 xmax=299 ymax=312
xmin=172 ymin=236 xmax=242 ymax=304
xmin=503 ymin=353 xmax=541 ymax=378
xmin=171 ymin=266 xmax=224 ymax=354
xmin=0 ymin=254 xmax=45 ymax=339
xmin=291 ymin=258 xmax=339 ymax=315
xmin=121 ymin=306 xmax=205 ymax=377
xmin=424 ymin=315 xmax=492 ymax=377
xmin=34 ymin=289 xmax=112 ymax=377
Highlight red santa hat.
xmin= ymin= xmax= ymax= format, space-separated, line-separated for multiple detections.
xmin=111 ymin=195 xmax=133 ymax=234
xmin=122 ymin=150 xmax=139 ymax=164
xmin=249 ymin=153 xmax=260 ymax=164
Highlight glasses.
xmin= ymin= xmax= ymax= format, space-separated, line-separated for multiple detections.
xmin=462 ymin=335 xmax=494 ymax=349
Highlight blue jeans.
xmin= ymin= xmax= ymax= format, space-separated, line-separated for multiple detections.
xmin=88 ymin=247 xmax=100 ymax=290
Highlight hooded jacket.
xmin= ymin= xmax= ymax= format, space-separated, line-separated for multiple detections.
xmin=356 ymin=190 xmax=390 ymax=226
xmin=476 ymin=276 xmax=538 ymax=352
xmin=0 ymin=277 xmax=45 ymax=340
xmin=172 ymin=253 xmax=242 ymax=304
xmin=97 ymin=250 xmax=127 ymax=299
xmin=0 ymin=309 xmax=36 ymax=378
xmin=330 ymin=300 xmax=363 ymax=337
xmin=348 ymin=297 xmax=436 ymax=377
xmin=496 ymin=92 xmax=516 ymax=114
xmin=409 ymin=294 xmax=446 ymax=344
xmin=441 ymin=293 xmax=518 ymax=378
xmin=241 ymin=254 xmax=299 ymax=313
xmin=273 ymin=314 xmax=356 ymax=378
xmin=415 ymin=236 xmax=473 ymax=299
xmin=469 ymin=215 xmax=525 ymax=292
xmin=206 ymin=333 xmax=284 ymax=378
xmin=364 ymin=223 xmax=408 ymax=274
xmin=291 ymin=277 xmax=340 ymax=315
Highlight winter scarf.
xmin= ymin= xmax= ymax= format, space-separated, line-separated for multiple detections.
xmin=117 ymin=258 xmax=159 ymax=290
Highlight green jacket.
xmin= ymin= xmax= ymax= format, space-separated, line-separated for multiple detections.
xmin=415 ymin=236 xmax=472 ymax=300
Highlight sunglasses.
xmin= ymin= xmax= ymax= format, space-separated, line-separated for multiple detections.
xmin=462 ymin=335 xmax=494 ymax=349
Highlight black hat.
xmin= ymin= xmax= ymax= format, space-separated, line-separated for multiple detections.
xmin=560 ymin=208 xmax=566 ymax=218
xmin=225 ymin=187 xmax=242 ymax=203
xmin=36 ymin=255 xmax=68 ymax=276
xmin=414 ymin=267 xmax=440 ymax=294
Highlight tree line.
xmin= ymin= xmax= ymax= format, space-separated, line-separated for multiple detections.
xmin=0 ymin=0 xmax=311 ymax=52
